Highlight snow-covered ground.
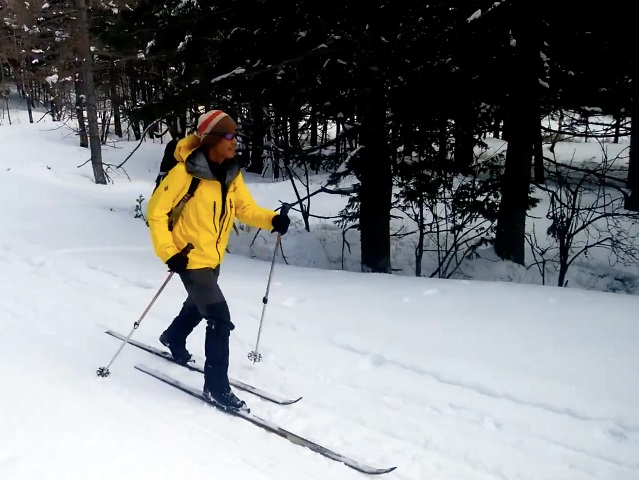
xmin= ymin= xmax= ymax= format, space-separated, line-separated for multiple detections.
xmin=0 ymin=101 xmax=637 ymax=480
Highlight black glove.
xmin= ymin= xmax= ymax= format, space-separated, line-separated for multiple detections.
xmin=271 ymin=213 xmax=290 ymax=235
xmin=166 ymin=251 xmax=189 ymax=273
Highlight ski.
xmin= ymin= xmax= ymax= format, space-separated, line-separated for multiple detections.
xmin=104 ymin=330 xmax=302 ymax=405
xmin=134 ymin=364 xmax=397 ymax=476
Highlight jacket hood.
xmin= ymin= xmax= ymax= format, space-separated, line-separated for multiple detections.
xmin=173 ymin=134 xmax=240 ymax=184
xmin=173 ymin=134 xmax=201 ymax=164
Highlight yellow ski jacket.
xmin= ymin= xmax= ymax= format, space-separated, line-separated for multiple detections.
xmin=147 ymin=135 xmax=276 ymax=270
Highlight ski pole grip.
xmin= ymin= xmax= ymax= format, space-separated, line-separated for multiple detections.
xmin=181 ymin=243 xmax=194 ymax=255
xmin=280 ymin=203 xmax=291 ymax=216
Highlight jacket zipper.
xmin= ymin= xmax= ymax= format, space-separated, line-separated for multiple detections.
xmin=216 ymin=197 xmax=235 ymax=259
xmin=214 ymin=184 xmax=232 ymax=262
xmin=223 ymin=199 xmax=234 ymax=234
xmin=217 ymin=200 xmax=228 ymax=247
xmin=213 ymin=201 xmax=222 ymax=260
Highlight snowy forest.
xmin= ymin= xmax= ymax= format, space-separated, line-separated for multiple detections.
xmin=1 ymin=0 xmax=636 ymax=288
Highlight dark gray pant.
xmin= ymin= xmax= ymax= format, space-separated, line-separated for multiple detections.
xmin=165 ymin=267 xmax=235 ymax=394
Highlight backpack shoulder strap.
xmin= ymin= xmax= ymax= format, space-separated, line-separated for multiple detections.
xmin=186 ymin=176 xmax=200 ymax=196
xmin=168 ymin=176 xmax=201 ymax=231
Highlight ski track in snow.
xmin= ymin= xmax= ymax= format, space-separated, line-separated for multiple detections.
xmin=336 ymin=339 xmax=638 ymax=427
xmin=308 ymin=381 xmax=637 ymax=480
xmin=229 ymin=301 xmax=637 ymax=480
xmin=315 ymin=344 xmax=639 ymax=479
xmin=2 ymin=126 xmax=639 ymax=480
xmin=3 ymin=249 xmax=636 ymax=480
xmin=221 ymin=291 xmax=639 ymax=480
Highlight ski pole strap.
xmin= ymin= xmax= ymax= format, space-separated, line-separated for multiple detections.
xmin=280 ymin=203 xmax=291 ymax=216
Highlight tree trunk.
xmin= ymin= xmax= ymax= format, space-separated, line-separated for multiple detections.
xmin=454 ymin=103 xmax=474 ymax=173
xmin=127 ymin=67 xmax=141 ymax=140
xmin=273 ymin=113 xmax=284 ymax=179
xmin=437 ymin=115 xmax=447 ymax=166
xmin=494 ymin=9 xmax=538 ymax=265
xmin=613 ymin=113 xmax=621 ymax=144
xmin=140 ymin=65 xmax=149 ymax=135
xmin=533 ymin=126 xmax=545 ymax=183
xmin=76 ymin=0 xmax=106 ymax=185
xmin=1 ymin=58 xmax=11 ymax=124
xmin=625 ymin=48 xmax=639 ymax=211
xmin=112 ymin=82 xmax=122 ymax=137
xmin=415 ymin=196 xmax=424 ymax=277
xmin=280 ymin=110 xmax=289 ymax=149
xmin=335 ymin=115 xmax=342 ymax=160
xmin=25 ymin=79 xmax=33 ymax=124
xmin=74 ymin=72 xmax=89 ymax=148
xmin=310 ymin=104 xmax=318 ymax=147
xmin=357 ymin=55 xmax=392 ymax=273
xmin=310 ymin=104 xmax=320 ymax=172
xmin=74 ymin=69 xmax=88 ymax=148
xmin=247 ymin=98 xmax=265 ymax=173
xmin=288 ymin=98 xmax=300 ymax=150
xmin=492 ymin=110 xmax=501 ymax=139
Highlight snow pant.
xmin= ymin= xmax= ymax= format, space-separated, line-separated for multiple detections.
xmin=164 ymin=267 xmax=235 ymax=394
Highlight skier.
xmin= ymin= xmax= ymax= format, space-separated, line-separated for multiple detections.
xmin=146 ymin=109 xmax=290 ymax=412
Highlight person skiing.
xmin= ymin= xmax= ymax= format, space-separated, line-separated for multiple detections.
xmin=146 ymin=109 xmax=290 ymax=412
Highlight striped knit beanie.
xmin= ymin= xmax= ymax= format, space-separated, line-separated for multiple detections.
xmin=196 ymin=109 xmax=236 ymax=137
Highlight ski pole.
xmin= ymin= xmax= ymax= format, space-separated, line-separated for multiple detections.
xmin=248 ymin=204 xmax=290 ymax=363
xmin=97 ymin=243 xmax=193 ymax=378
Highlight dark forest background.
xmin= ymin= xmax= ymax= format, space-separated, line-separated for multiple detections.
xmin=1 ymin=1 xmax=636 ymax=285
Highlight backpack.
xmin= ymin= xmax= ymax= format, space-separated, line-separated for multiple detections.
xmin=153 ymin=139 xmax=179 ymax=192
xmin=151 ymin=138 xmax=201 ymax=232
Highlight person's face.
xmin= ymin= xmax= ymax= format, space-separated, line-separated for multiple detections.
xmin=203 ymin=131 xmax=238 ymax=163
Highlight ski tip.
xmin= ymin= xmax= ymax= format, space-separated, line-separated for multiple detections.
xmin=376 ymin=466 xmax=397 ymax=475
xmin=347 ymin=465 xmax=397 ymax=475
xmin=360 ymin=466 xmax=397 ymax=475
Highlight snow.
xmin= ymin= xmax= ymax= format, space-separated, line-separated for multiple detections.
xmin=0 ymin=99 xmax=638 ymax=480
xmin=467 ymin=9 xmax=482 ymax=22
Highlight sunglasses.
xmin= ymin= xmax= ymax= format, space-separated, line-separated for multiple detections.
xmin=208 ymin=132 xmax=238 ymax=141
